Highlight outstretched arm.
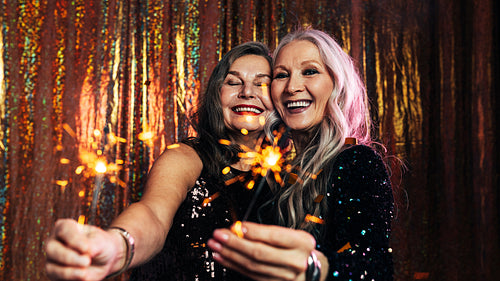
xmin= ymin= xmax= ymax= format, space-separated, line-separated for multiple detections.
xmin=45 ymin=143 xmax=203 ymax=280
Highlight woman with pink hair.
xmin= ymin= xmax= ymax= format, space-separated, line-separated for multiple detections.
xmin=209 ymin=28 xmax=394 ymax=281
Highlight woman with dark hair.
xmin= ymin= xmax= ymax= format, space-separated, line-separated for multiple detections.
xmin=209 ymin=28 xmax=394 ymax=281
xmin=45 ymin=41 xmax=274 ymax=281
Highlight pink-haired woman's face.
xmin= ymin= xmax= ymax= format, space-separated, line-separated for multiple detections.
xmin=271 ymin=40 xmax=334 ymax=132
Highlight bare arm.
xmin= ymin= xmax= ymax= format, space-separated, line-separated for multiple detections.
xmin=45 ymin=143 xmax=203 ymax=280
xmin=110 ymin=143 xmax=203 ymax=268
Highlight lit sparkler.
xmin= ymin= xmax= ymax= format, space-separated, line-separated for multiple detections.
xmin=240 ymin=127 xmax=290 ymax=222
xmin=58 ymin=124 xmax=127 ymax=225
xmin=89 ymin=159 xmax=107 ymax=225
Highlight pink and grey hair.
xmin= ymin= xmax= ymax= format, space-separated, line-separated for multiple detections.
xmin=272 ymin=28 xmax=372 ymax=147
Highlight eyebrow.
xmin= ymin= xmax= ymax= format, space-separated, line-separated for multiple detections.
xmin=274 ymin=59 xmax=322 ymax=69
xmin=227 ymin=70 xmax=272 ymax=79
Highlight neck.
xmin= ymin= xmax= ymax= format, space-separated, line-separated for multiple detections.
xmin=231 ymin=131 xmax=265 ymax=151
xmin=290 ymin=127 xmax=318 ymax=155
xmin=230 ymin=131 xmax=265 ymax=172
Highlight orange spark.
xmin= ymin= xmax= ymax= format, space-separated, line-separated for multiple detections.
xmin=138 ymin=131 xmax=153 ymax=141
xmin=246 ymin=180 xmax=255 ymax=190
xmin=78 ymin=215 xmax=86 ymax=225
xmin=261 ymin=83 xmax=269 ymax=98
xmin=222 ymin=166 xmax=231 ymax=175
xmin=255 ymin=145 xmax=283 ymax=177
xmin=56 ymin=180 xmax=68 ymax=187
xmin=167 ymin=143 xmax=180 ymax=149
xmin=202 ymin=192 xmax=220 ymax=207
xmin=337 ymin=242 xmax=351 ymax=253
xmin=241 ymin=128 xmax=248 ymax=135
xmin=95 ymin=160 xmax=107 ymax=174
xmin=219 ymin=139 xmax=232 ymax=145
xmin=305 ymin=214 xmax=324 ymax=224
xmin=60 ymin=158 xmax=70 ymax=164
xmin=314 ymin=195 xmax=325 ymax=203
xmin=62 ymin=123 xmax=76 ymax=138
xmin=75 ymin=165 xmax=85 ymax=175
xmin=259 ymin=116 xmax=266 ymax=126
xmin=109 ymin=133 xmax=127 ymax=144
xmin=231 ymin=221 xmax=244 ymax=238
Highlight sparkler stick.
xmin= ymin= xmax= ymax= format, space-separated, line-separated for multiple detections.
xmin=241 ymin=127 xmax=290 ymax=222
xmin=89 ymin=160 xmax=107 ymax=225
xmin=241 ymin=173 xmax=268 ymax=222
xmin=88 ymin=127 xmax=110 ymax=225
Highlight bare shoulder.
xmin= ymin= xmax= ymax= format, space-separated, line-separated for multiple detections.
xmin=154 ymin=143 xmax=201 ymax=167
xmin=145 ymin=143 xmax=203 ymax=193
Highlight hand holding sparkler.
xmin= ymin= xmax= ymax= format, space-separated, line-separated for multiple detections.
xmin=45 ymin=219 xmax=126 ymax=281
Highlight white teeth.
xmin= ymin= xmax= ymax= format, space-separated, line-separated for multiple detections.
xmin=233 ymin=107 xmax=262 ymax=114
xmin=287 ymin=101 xmax=311 ymax=108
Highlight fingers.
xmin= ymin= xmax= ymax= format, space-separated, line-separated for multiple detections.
xmin=45 ymin=219 xmax=125 ymax=281
xmin=45 ymin=263 xmax=87 ymax=281
xmin=46 ymin=262 xmax=108 ymax=281
xmin=45 ymin=219 xmax=92 ymax=266
xmin=45 ymin=238 xmax=91 ymax=266
xmin=209 ymin=226 xmax=312 ymax=280
xmin=53 ymin=219 xmax=92 ymax=254
xmin=212 ymin=228 xmax=308 ymax=270
xmin=235 ymin=221 xmax=316 ymax=251
xmin=211 ymin=248 xmax=297 ymax=281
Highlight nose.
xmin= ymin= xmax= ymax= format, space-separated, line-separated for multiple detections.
xmin=286 ymin=74 xmax=304 ymax=94
xmin=238 ymin=83 xmax=256 ymax=98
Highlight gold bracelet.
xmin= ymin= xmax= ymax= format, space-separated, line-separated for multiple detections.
xmin=106 ymin=227 xmax=135 ymax=279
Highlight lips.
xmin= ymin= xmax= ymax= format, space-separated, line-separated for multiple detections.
xmin=232 ymin=105 xmax=264 ymax=115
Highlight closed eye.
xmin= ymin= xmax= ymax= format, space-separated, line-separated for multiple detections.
xmin=226 ymin=80 xmax=242 ymax=86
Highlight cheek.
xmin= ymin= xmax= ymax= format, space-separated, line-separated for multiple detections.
xmin=270 ymin=86 xmax=282 ymax=107
xmin=262 ymin=95 xmax=274 ymax=110
xmin=271 ymin=83 xmax=283 ymax=99
xmin=314 ymin=83 xmax=333 ymax=106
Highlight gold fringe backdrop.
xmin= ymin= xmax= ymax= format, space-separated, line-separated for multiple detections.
xmin=0 ymin=0 xmax=498 ymax=280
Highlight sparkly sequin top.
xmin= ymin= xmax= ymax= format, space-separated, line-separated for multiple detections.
xmin=318 ymin=145 xmax=394 ymax=280
xmin=129 ymin=165 xmax=271 ymax=281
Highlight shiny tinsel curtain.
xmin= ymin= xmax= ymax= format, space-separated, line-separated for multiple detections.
xmin=0 ymin=0 xmax=498 ymax=280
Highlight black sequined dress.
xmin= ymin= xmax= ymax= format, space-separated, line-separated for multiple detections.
xmin=130 ymin=166 xmax=271 ymax=281
xmin=317 ymin=145 xmax=394 ymax=281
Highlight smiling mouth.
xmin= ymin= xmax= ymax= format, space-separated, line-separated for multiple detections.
xmin=286 ymin=100 xmax=311 ymax=109
xmin=232 ymin=106 xmax=263 ymax=114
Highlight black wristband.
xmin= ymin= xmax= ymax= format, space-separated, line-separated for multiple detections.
xmin=306 ymin=251 xmax=321 ymax=281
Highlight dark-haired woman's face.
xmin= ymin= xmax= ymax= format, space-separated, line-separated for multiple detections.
xmin=271 ymin=40 xmax=334 ymax=132
xmin=221 ymin=54 xmax=273 ymax=136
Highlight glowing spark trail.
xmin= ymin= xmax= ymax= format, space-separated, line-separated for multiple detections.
xmin=241 ymin=127 xmax=290 ymax=222
xmin=89 ymin=159 xmax=107 ymax=225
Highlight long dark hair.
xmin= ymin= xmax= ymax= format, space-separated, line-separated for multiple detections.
xmin=183 ymin=42 xmax=272 ymax=177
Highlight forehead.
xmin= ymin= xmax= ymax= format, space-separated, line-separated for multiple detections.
xmin=230 ymin=54 xmax=271 ymax=72
xmin=275 ymin=40 xmax=322 ymax=65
